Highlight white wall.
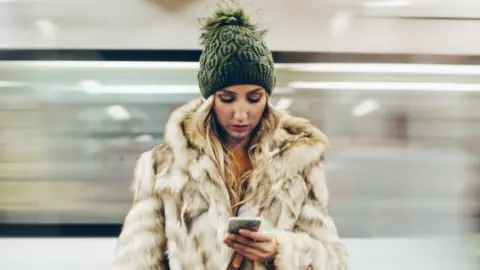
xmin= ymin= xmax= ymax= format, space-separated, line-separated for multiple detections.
xmin=0 ymin=0 xmax=479 ymax=54
xmin=0 ymin=238 xmax=478 ymax=270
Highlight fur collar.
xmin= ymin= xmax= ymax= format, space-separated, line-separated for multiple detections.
xmin=162 ymin=98 xmax=329 ymax=175
xmin=156 ymin=98 xmax=330 ymax=213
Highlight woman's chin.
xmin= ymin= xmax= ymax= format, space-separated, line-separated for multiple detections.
xmin=226 ymin=130 xmax=251 ymax=142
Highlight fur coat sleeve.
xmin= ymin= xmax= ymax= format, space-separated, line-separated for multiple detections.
xmin=112 ymin=150 xmax=168 ymax=270
xmin=269 ymin=157 xmax=348 ymax=270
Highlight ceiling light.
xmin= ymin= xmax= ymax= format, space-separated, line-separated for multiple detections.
xmin=329 ymin=11 xmax=351 ymax=37
xmin=0 ymin=81 xmax=24 ymax=87
xmin=274 ymin=98 xmax=292 ymax=110
xmin=289 ymin=81 xmax=480 ymax=92
xmin=364 ymin=0 xmax=412 ymax=8
xmin=2 ymin=61 xmax=201 ymax=69
xmin=35 ymin=20 xmax=57 ymax=39
xmin=3 ymin=61 xmax=478 ymax=77
xmin=352 ymin=99 xmax=379 ymax=117
xmin=0 ymin=0 xmax=43 ymax=2
xmin=79 ymin=80 xmax=103 ymax=94
xmin=105 ymin=105 xmax=131 ymax=121
xmin=79 ymin=80 xmax=199 ymax=95
xmin=135 ymin=134 xmax=154 ymax=143
xmin=287 ymin=63 xmax=480 ymax=75
xmin=82 ymin=84 xmax=199 ymax=95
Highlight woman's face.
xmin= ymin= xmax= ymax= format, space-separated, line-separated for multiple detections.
xmin=213 ymin=84 xmax=267 ymax=143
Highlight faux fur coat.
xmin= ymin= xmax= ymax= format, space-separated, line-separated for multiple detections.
xmin=112 ymin=98 xmax=348 ymax=270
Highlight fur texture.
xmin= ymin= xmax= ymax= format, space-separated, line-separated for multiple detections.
xmin=112 ymin=98 xmax=348 ymax=270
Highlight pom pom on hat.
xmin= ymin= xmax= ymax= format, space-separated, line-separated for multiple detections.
xmin=200 ymin=5 xmax=263 ymax=44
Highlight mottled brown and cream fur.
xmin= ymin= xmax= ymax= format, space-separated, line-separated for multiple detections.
xmin=112 ymin=98 xmax=348 ymax=270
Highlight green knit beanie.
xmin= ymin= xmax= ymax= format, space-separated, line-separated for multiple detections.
xmin=197 ymin=5 xmax=276 ymax=98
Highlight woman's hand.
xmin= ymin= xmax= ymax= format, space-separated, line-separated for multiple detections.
xmin=223 ymin=229 xmax=278 ymax=262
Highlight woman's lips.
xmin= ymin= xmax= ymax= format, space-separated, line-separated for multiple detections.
xmin=231 ymin=125 xmax=249 ymax=132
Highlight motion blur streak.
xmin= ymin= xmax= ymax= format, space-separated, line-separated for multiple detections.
xmin=1 ymin=56 xmax=479 ymax=269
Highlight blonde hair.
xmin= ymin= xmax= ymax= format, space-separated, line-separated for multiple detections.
xmin=195 ymin=96 xmax=280 ymax=212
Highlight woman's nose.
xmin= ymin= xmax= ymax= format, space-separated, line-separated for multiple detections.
xmin=232 ymin=105 xmax=248 ymax=122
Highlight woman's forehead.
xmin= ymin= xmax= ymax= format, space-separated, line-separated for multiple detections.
xmin=220 ymin=85 xmax=265 ymax=94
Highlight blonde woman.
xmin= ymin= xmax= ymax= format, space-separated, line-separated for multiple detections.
xmin=113 ymin=5 xmax=348 ymax=270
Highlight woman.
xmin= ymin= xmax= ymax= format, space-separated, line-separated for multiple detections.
xmin=113 ymin=5 xmax=348 ymax=270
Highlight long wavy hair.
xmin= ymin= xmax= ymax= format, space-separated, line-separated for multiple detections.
xmin=194 ymin=95 xmax=280 ymax=212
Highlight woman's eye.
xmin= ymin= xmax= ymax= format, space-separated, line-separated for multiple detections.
xmin=248 ymin=95 xmax=262 ymax=103
xmin=219 ymin=95 xmax=234 ymax=103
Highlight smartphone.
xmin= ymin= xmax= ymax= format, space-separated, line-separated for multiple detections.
xmin=227 ymin=217 xmax=262 ymax=235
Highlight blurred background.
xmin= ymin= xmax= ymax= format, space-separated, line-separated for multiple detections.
xmin=1 ymin=0 xmax=480 ymax=269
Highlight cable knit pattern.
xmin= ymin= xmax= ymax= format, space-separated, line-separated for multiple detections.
xmin=197 ymin=6 xmax=276 ymax=98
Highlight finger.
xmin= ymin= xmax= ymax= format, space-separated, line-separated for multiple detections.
xmin=224 ymin=238 xmax=241 ymax=249
xmin=239 ymin=229 xmax=272 ymax=242
xmin=224 ymin=234 xmax=242 ymax=244
xmin=224 ymin=238 xmax=240 ymax=249
xmin=234 ymin=247 xmax=266 ymax=262
xmin=232 ymin=253 xmax=243 ymax=268
xmin=227 ymin=234 xmax=261 ymax=249
xmin=225 ymin=234 xmax=272 ymax=255
xmin=223 ymin=238 xmax=233 ymax=247
xmin=227 ymin=238 xmax=269 ymax=255
xmin=230 ymin=242 xmax=266 ymax=261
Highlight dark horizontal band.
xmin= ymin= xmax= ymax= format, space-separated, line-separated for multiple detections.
xmin=0 ymin=49 xmax=479 ymax=64
xmin=0 ymin=223 xmax=121 ymax=238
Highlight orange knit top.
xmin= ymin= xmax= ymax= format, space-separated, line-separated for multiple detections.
xmin=230 ymin=149 xmax=251 ymax=215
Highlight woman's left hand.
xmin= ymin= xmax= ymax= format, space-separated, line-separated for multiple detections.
xmin=223 ymin=229 xmax=278 ymax=262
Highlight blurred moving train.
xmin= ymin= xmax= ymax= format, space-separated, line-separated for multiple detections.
xmin=0 ymin=51 xmax=479 ymax=269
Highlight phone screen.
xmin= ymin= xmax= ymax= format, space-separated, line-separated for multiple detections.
xmin=227 ymin=217 xmax=262 ymax=234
